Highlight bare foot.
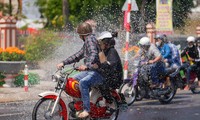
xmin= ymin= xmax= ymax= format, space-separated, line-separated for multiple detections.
xmin=78 ymin=110 xmax=89 ymax=118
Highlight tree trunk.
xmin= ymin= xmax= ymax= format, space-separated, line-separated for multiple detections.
xmin=17 ymin=0 xmax=22 ymax=15
xmin=139 ymin=0 xmax=147 ymax=32
xmin=140 ymin=0 xmax=146 ymax=20
xmin=9 ymin=0 xmax=12 ymax=15
xmin=62 ymin=0 xmax=72 ymax=30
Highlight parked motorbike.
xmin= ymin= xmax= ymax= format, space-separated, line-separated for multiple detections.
xmin=32 ymin=63 xmax=124 ymax=120
xmin=170 ymin=62 xmax=200 ymax=94
xmin=119 ymin=59 xmax=176 ymax=106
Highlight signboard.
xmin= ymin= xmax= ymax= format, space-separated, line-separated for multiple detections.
xmin=122 ymin=0 xmax=138 ymax=11
xmin=156 ymin=0 xmax=173 ymax=35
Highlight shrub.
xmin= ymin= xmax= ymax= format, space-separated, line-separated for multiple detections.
xmin=19 ymin=29 xmax=62 ymax=62
xmin=14 ymin=73 xmax=40 ymax=87
xmin=0 ymin=47 xmax=25 ymax=61
xmin=0 ymin=72 xmax=5 ymax=86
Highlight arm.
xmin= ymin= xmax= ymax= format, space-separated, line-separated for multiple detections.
xmin=131 ymin=49 xmax=141 ymax=60
xmin=148 ymin=45 xmax=162 ymax=64
xmin=149 ymin=55 xmax=162 ymax=64
xmin=62 ymin=47 xmax=84 ymax=65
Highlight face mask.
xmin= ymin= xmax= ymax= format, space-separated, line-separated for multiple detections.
xmin=188 ymin=44 xmax=193 ymax=48
xmin=197 ymin=43 xmax=200 ymax=47
xmin=156 ymin=42 xmax=161 ymax=47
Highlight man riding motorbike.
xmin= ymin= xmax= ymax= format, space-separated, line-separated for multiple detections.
xmin=57 ymin=22 xmax=104 ymax=118
xmin=181 ymin=36 xmax=199 ymax=90
xmin=155 ymin=34 xmax=172 ymax=68
xmin=133 ymin=37 xmax=165 ymax=88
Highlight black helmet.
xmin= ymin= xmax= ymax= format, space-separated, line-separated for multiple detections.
xmin=154 ymin=34 xmax=165 ymax=41
xmin=76 ymin=22 xmax=92 ymax=35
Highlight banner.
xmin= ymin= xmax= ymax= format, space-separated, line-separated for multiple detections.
xmin=156 ymin=0 xmax=173 ymax=35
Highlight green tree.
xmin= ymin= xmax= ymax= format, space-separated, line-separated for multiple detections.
xmin=0 ymin=2 xmax=12 ymax=16
xmin=35 ymin=0 xmax=194 ymax=31
xmin=35 ymin=0 xmax=63 ymax=28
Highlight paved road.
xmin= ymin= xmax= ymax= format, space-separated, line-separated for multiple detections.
xmin=118 ymin=90 xmax=200 ymax=120
xmin=0 ymin=90 xmax=200 ymax=120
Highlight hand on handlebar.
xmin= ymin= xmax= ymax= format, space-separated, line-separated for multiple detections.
xmin=77 ymin=65 xmax=88 ymax=71
xmin=147 ymin=60 xmax=154 ymax=64
xmin=57 ymin=63 xmax=64 ymax=70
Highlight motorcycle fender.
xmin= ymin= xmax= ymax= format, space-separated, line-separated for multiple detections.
xmin=38 ymin=91 xmax=59 ymax=98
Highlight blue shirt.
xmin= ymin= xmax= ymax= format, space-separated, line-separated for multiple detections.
xmin=158 ymin=43 xmax=171 ymax=60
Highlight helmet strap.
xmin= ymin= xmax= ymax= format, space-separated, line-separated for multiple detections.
xmin=81 ymin=35 xmax=85 ymax=41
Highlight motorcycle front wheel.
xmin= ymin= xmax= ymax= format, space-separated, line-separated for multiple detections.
xmin=119 ymin=82 xmax=137 ymax=106
xmin=32 ymin=98 xmax=67 ymax=120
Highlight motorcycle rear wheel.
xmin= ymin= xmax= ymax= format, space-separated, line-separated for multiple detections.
xmin=32 ymin=98 xmax=67 ymax=120
xmin=91 ymin=97 xmax=119 ymax=120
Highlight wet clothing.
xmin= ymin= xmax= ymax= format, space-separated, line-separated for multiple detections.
xmin=168 ymin=43 xmax=181 ymax=66
xmin=138 ymin=44 xmax=165 ymax=84
xmin=181 ymin=46 xmax=199 ymax=62
xmin=157 ymin=43 xmax=172 ymax=62
xmin=138 ymin=44 xmax=161 ymax=60
xmin=73 ymin=71 xmax=104 ymax=112
xmin=63 ymin=34 xmax=99 ymax=70
xmin=62 ymin=34 xmax=104 ymax=112
xmin=181 ymin=46 xmax=199 ymax=83
xmin=98 ymin=47 xmax=123 ymax=89
xmin=98 ymin=46 xmax=123 ymax=103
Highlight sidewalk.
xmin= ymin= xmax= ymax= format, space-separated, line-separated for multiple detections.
xmin=0 ymin=81 xmax=55 ymax=103
xmin=0 ymin=69 xmax=56 ymax=103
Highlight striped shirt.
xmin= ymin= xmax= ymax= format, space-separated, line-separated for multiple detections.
xmin=63 ymin=34 xmax=99 ymax=69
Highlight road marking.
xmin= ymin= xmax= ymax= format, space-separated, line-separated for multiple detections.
xmin=0 ymin=112 xmax=24 ymax=117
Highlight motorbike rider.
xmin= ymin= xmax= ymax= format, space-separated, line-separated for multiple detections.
xmin=133 ymin=37 xmax=165 ymax=88
xmin=93 ymin=31 xmax=123 ymax=104
xmin=195 ymin=37 xmax=200 ymax=86
xmin=155 ymin=34 xmax=172 ymax=67
xmin=181 ymin=36 xmax=199 ymax=90
xmin=57 ymin=22 xmax=105 ymax=118
xmin=163 ymin=34 xmax=181 ymax=72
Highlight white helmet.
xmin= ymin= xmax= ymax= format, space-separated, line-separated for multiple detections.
xmin=187 ymin=36 xmax=195 ymax=42
xmin=139 ymin=37 xmax=150 ymax=46
xmin=97 ymin=31 xmax=112 ymax=40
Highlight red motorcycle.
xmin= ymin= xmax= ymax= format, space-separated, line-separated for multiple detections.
xmin=32 ymin=63 xmax=123 ymax=120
